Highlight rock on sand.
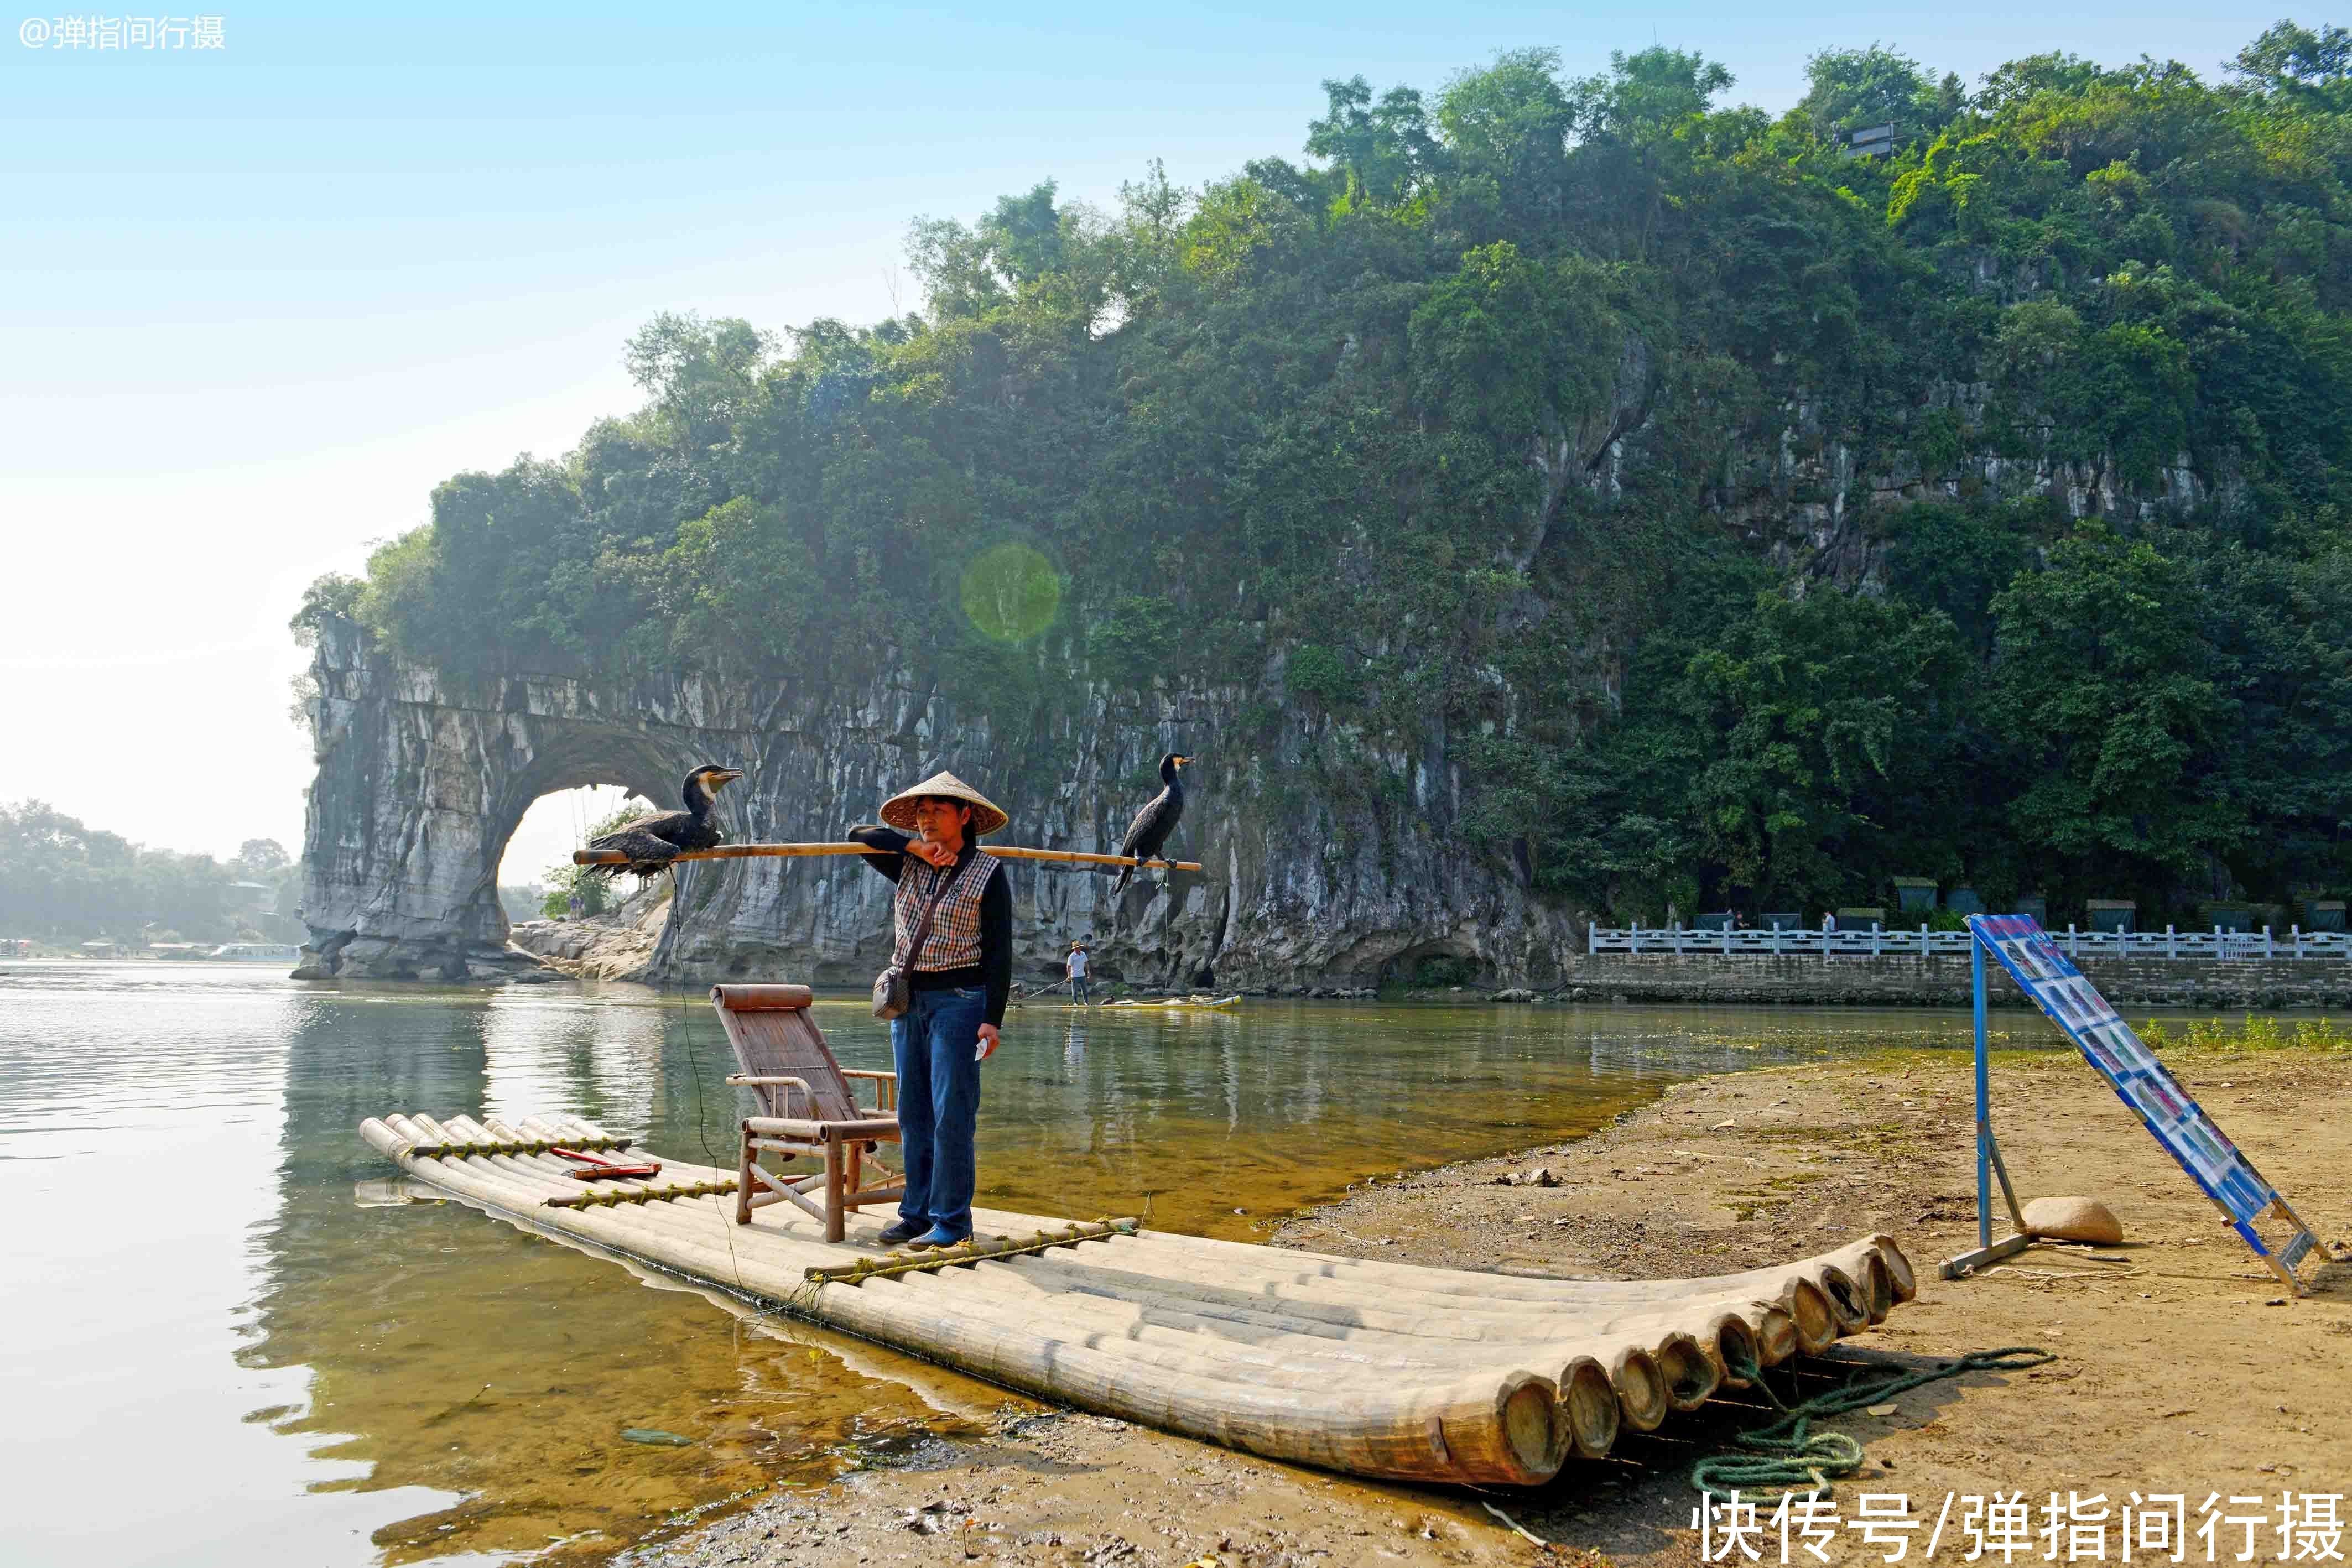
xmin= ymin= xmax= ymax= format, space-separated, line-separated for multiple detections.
xmin=2021 ymin=1195 xmax=2124 ymax=1244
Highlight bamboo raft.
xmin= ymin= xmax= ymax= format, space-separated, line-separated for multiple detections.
xmin=360 ymin=1111 xmax=1916 ymax=1487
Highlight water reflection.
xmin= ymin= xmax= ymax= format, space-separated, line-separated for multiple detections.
xmin=1 ymin=963 xmax=1987 ymax=1567
xmin=480 ymin=992 xmax=667 ymax=1135
xmin=0 ymin=967 xmax=473 ymax=1567
xmin=244 ymin=982 xmax=961 ymax=1565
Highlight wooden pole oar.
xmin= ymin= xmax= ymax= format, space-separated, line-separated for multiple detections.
xmin=572 ymin=842 xmax=1203 ymax=872
xmin=1012 ymin=976 xmax=1075 ymax=1009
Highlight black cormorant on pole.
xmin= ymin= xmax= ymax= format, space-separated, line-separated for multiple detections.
xmin=582 ymin=765 xmax=743 ymax=879
xmin=1110 ymin=753 xmax=1190 ymax=896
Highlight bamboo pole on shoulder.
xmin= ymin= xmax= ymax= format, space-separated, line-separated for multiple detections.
xmin=572 ymin=842 xmax=1204 ymax=872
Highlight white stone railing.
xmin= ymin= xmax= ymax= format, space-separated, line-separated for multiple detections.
xmin=1586 ymin=924 xmax=2352 ymax=961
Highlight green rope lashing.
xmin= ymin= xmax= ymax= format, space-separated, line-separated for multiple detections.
xmin=547 ymin=1179 xmax=737 ymax=1210
xmin=1691 ymin=1346 xmax=2057 ymax=1502
xmin=410 ymin=1134 xmax=634 ymax=1160
xmin=804 ymin=1216 xmax=1141 ymax=1284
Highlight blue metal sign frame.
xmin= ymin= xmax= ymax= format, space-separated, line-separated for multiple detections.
xmin=1946 ymin=914 xmax=2322 ymax=1294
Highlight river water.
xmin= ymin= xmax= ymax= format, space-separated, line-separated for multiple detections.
xmin=0 ymin=962 xmax=1988 ymax=1566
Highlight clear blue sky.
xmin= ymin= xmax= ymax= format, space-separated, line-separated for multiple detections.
xmin=0 ymin=2 xmax=2275 ymax=874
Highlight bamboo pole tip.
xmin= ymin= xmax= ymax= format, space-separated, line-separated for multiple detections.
xmin=1558 ymin=1356 xmax=1621 ymax=1460
xmin=1609 ymin=1347 xmax=1669 ymax=1432
xmin=1857 ymin=1251 xmax=1896 ymax=1322
xmin=1710 ymin=1315 xmax=1761 ymax=1387
xmin=1870 ymin=1235 xmax=1918 ymax=1302
xmin=1653 ymin=1331 xmax=1719 ymax=1411
xmin=1786 ymin=1278 xmax=1837 ymax=1352
xmin=1751 ymin=1303 xmax=1799 ymax=1364
xmin=1497 ymin=1372 xmax=1570 ymax=1482
xmin=1817 ymin=1263 xmax=1871 ymax=1332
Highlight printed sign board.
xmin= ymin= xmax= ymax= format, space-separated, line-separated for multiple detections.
xmin=1966 ymin=915 xmax=2322 ymax=1290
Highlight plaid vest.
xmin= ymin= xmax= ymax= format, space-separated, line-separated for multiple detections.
xmin=894 ymin=848 xmax=1000 ymax=971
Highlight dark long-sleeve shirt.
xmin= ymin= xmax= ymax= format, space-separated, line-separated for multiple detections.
xmin=847 ymin=824 xmax=1011 ymax=1027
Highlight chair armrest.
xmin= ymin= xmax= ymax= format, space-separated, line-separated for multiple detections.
xmin=743 ymin=1114 xmax=900 ymax=1140
xmin=822 ymin=1116 xmax=901 ymax=1139
xmin=742 ymin=1117 xmax=830 ymax=1140
xmin=840 ymin=1068 xmax=898 ymax=1112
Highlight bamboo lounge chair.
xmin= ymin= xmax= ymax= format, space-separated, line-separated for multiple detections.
xmin=708 ymin=983 xmax=904 ymax=1242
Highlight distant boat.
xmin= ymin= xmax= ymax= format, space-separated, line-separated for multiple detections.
xmin=206 ymin=943 xmax=301 ymax=962
xmin=1101 ymin=993 xmax=1241 ymax=1012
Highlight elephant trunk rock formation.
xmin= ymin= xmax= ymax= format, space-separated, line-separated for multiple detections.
xmin=292 ymin=619 xmax=1586 ymax=987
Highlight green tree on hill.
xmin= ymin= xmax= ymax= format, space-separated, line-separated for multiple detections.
xmin=295 ymin=22 xmax=2352 ymax=926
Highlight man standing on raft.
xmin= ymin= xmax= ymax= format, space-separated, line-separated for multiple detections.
xmin=847 ymin=772 xmax=1011 ymax=1250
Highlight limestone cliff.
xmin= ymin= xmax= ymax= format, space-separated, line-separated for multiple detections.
xmin=292 ymin=617 xmax=1591 ymax=987
xmin=293 ymin=321 xmax=2214 ymax=988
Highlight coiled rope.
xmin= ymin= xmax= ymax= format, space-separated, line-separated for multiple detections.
xmin=1690 ymin=1345 xmax=2057 ymax=1501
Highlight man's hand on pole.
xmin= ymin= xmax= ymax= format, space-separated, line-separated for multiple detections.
xmin=975 ymin=1022 xmax=999 ymax=1062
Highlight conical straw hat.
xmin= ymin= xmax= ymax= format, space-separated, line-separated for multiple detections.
xmin=878 ymin=770 xmax=1008 ymax=837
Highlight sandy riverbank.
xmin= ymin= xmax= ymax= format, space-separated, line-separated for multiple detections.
xmin=621 ymin=1044 xmax=2351 ymax=1568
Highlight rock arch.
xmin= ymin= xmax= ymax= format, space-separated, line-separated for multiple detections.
xmin=292 ymin=618 xmax=1589 ymax=987
xmin=294 ymin=624 xmax=719 ymax=980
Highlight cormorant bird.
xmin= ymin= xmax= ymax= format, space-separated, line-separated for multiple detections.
xmin=1110 ymin=753 xmax=1190 ymax=896
xmin=584 ymin=765 xmax=743 ymax=879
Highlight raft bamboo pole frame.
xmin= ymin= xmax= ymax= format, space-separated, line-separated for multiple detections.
xmin=386 ymin=1105 xmax=1891 ymax=1448
xmin=361 ymin=1108 xmax=1918 ymax=1487
xmin=573 ymin=842 xmax=1204 ymax=872
xmin=473 ymin=1113 xmax=1887 ymax=1376
xmin=370 ymin=1111 xmax=1569 ymax=1482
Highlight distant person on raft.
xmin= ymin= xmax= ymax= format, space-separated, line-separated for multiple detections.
xmin=1066 ymin=939 xmax=1090 ymax=1006
xmin=848 ymin=772 xmax=1012 ymax=1251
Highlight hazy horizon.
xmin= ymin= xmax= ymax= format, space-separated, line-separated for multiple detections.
xmin=3 ymin=2 xmax=2268 ymax=883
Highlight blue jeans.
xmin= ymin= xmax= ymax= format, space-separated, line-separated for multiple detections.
xmin=1070 ymin=973 xmax=1089 ymax=1004
xmin=889 ymin=984 xmax=986 ymax=1240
